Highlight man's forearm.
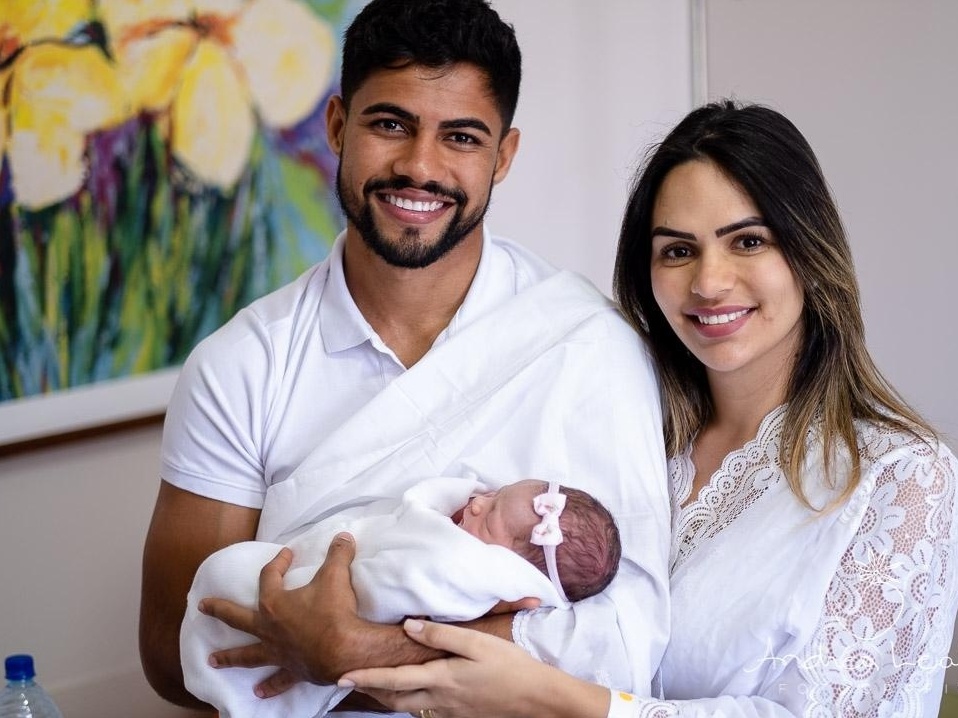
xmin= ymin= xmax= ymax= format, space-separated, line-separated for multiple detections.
xmin=459 ymin=612 xmax=514 ymax=641
xmin=341 ymin=621 xmax=446 ymax=673
xmin=139 ymin=614 xmax=214 ymax=711
xmin=332 ymin=612 xmax=514 ymax=678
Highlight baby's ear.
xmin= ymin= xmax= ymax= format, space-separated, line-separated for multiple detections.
xmin=486 ymin=597 xmax=541 ymax=616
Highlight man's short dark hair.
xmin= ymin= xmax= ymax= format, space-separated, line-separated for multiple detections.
xmin=341 ymin=0 xmax=522 ymax=131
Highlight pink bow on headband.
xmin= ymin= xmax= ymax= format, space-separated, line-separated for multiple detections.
xmin=530 ymin=481 xmax=570 ymax=605
xmin=531 ymin=490 xmax=566 ymax=546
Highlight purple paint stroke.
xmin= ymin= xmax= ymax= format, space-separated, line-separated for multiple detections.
xmin=269 ymin=87 xmax=340 ymax=188
xmin=0 ymin=158 xmax=12 ymax=209
xmin=83 ymin=115 xmax=151 ymax=229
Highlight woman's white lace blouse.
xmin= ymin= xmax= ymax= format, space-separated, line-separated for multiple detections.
xmin=609 ymin=406 xmax=958 ymax=717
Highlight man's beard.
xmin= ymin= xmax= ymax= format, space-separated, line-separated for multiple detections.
xmin=336 ymin=169 xmax=491 ymax=269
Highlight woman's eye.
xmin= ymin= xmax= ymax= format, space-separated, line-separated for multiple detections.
xmin=662 ymin=245 xmax=692 ymax=260
xmin=737 ymin=233 xmax=766 ymax=250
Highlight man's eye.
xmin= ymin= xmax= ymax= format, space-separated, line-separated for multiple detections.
xmin=375 ymin=119 xmax=404 ymax=132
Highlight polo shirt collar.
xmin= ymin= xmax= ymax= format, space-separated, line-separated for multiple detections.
xmin=320 ymin=233 xmax=374 ymax=354
xmin=319 ymin=227 xmax=498 ymax=355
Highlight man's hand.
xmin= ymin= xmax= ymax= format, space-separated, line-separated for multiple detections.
xmin=198 ymin=533 xmax=370 ymax=697
xmin=197 ymin=531 xmax=519 ymax=701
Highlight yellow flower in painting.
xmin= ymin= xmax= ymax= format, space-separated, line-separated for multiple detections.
xmin=0 ymin=0 xmax=127 ymax=209
xmin=2 ymin=0 xmax=86 ymax=44
xmin=99 ymin=0 xmax=335 ymax=189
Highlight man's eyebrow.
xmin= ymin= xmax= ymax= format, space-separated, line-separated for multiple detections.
xmin=359 ymin=103 xmax=492 ymax=137
xmin=439 ymin=118 xmax=492 ymax=137
xmin=360 ymin=102 xmax=417 ymax=122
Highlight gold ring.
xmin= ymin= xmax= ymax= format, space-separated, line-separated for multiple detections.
xmin=419 ymin=710 xmax=436 ymax=718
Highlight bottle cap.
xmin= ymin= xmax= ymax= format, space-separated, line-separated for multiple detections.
xmin=4 ymin=654 xmax=36 ymax=681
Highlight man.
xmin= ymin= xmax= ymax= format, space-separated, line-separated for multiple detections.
xmin=139 ymin=0 xmax=670 ymax=714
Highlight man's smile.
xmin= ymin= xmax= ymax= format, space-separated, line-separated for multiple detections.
xmin=382 ymin=194 xmax=447 ymax=213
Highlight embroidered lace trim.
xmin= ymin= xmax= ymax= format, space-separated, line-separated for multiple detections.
xmin=671 ymin=405 xmax=787 ymax=571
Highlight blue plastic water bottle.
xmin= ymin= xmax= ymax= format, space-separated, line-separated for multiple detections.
xmin=0 ymin=655 xmax=64 ymax=718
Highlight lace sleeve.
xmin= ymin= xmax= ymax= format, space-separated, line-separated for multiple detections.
xmin=798 ymin=435 xmax=958 ymax=715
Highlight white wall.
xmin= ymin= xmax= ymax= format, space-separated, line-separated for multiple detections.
xmin=0 ymin=424 xmax=208 ymax=717
xmin=0 ymin=4 xmax=692 ymax=715
xmin=487 ymin=0 xmax=694 ymax=295
xmin=703 ymin=0 xmax=958 ymax=689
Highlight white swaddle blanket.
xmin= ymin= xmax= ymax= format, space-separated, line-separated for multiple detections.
xmin=181 ymin=475 xmax=566 ymax=718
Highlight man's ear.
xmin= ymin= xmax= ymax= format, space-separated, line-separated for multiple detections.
xmin=492 ymin=127 xmax=520 ymax=185
xmin=326 ymin=95 xmax=347 ymax=157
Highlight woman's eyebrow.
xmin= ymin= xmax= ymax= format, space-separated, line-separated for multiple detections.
xmin=715 ymin=216 xmax=765 ymax=237
xmin=651 ymin=217 xmax=766 ymax=241
xmin=651 ymin=227 xmax=695 ymax=241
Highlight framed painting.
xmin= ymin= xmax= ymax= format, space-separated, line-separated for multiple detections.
xmin=0 ymin=0 xmax=365 ymax=448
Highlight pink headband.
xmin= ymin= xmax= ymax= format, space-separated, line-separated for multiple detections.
xmin=530 ymin=481 xmax=569 ymax=604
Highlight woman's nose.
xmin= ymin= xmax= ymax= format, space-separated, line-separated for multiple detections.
xmin=691 ymin=251 xmax=734 ymax=299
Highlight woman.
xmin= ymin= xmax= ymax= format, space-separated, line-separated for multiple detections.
xmin=338 ymin=101 xmax=958 ymax=716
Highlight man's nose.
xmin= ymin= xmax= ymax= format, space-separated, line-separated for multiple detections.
xmin=392 ymin=135 xmax=445 ymax=186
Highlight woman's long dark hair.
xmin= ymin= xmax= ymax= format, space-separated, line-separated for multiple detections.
xmin=613 ymin=100 xmax=932 ymax=506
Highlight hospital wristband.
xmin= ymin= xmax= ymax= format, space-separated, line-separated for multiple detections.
xmin=607 ymin=688 xmax=637 ymax=718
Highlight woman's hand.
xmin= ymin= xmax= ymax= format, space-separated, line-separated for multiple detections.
xmin=338 ymin=618 xmax=610 ymax=718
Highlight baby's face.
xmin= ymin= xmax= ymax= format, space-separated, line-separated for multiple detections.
xmin=457 ymin=479 xmax=544 ymax=550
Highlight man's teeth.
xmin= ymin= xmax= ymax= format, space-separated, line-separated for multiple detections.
xmin=697 ymin=309 xmax=749 ymax=325
xmin=385 ymin=195 xmax=445 ymax=212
